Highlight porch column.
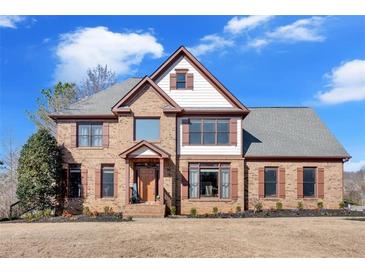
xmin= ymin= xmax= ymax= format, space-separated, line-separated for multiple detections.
xmin=125 ymin=159 xmax=130 ymax=205
xmin=159 ymin=158 xmax=164 ymax=205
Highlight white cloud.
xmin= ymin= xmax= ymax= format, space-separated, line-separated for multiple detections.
xmin=224 ymin=16 xmax=274 ymax=35
xmin=267 ymin=16 xmax=326 ymax=42
xmin=0 ymin=16 xmax=25 ymax=28
xmin=316 ymin=59 xmax=365 ymax=104
xmin=345 ymin=160 xmax=365 ymax=172
xmin=54 ymin=26 xmax=164 ymax=83
xmin=188 ymin=34 xmax=234 ymax=56
xmin=247 ymin=38 xmax=269 ymax=50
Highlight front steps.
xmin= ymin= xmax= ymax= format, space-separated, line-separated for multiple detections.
xmin=124 ymin=203 xmax=166 ymax=218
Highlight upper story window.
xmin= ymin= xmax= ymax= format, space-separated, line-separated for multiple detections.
xmin=176 ymin=73 xmax=186 ymax=89
xmin=135 ymin=118 xmax=160 ymax=141
xmin=264 ymin=167 xmax=277 ymax=197
xmin=303 ymin=167 xmax=316 ymax=197
xmin=78 ymin=123 xmax=102 ymax=147
xmin=189 ymin=118 xmax=230 ymax=145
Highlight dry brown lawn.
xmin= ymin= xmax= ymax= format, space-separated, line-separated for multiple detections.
xmin=1 ymin=217 xmax=364 ymax=258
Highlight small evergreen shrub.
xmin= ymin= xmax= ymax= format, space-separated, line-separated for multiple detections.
xmin=297 ymin=201 xmax=304 ymax=210
xmin=190 ymin=207 xmax=197 ymax=217
xmin=170 ymin=206 xmax=176 ymax=216
xmin=254 ymin=201 xmax=263 ymax=212
xmin=43 ymin=208 xmax=52 ymax=218
xmin=276 ymin=201 xmax=283 ymax=210
xmin=339 ymin=201 xmax=345 ymax=209
xmin=235 ymin=206 xmax=242 ymax=213
xmin=212 ymin=207 xmax=219 ymax=215
xmin=317 ymin=201 xmax=324 ymax=209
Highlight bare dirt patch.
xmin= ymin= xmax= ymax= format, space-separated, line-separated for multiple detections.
xmin=1 ymin=217 xmax=364 ymax=258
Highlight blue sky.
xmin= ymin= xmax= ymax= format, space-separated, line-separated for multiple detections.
xmin=0 ymin=16 xmax=364 ymax=170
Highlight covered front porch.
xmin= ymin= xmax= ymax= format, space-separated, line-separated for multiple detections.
xmin=120 ymin=141 xmax=170 ymax=217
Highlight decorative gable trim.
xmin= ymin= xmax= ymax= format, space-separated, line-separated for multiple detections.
xmin=119 ymin=140 xmax=170 ymax=159
xmin=150 ymin=46 xmax=250 ymax=113
xmin=112 ymin=76 xmax=182 ymax=114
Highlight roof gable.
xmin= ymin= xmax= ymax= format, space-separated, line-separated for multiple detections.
xmin=120 ymin=140 xmax=170 ymax=159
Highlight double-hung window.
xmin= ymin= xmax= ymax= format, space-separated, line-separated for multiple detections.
xmin=176 ymin=73 xmax=186 ymax=89
xmin=101 ymin=165 xmax=114 ymax=198
xmin=303 ymin=167 xmax=316 ymax=197
xmin=188 ymin=119 xmax=230 ymax=145
xmin=264 ymin=167 xmax=277 ymax=197
xmin=189 ymin=163 xmax=230 ymax=199
xmin=78 ymin=123 xmax=102 ymax=147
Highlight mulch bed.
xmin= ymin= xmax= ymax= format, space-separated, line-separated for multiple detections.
xmin=1 ymin=214 xmax=132 ymax=223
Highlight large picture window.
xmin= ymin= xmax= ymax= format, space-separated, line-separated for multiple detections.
xmin=135 ymin=118 xmax=160 ymax=141
xmin=264 ymin=167 xmax=277 ymax=197
xmin=101 ymin=165 xmax=114 ymax=198
xmin=188 ymin=119 xmax=230 ymax=145
xmin=303 ymin=167 xmax=316 ymax=197
xmin=78 ymin=123 xmax=102 ymax=147
xmin=69 ymin=165 xmax=81 ymax=198
xmin=189 ymin=163 xmax=230 ymax=199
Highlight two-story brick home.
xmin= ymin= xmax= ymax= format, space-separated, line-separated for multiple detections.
xmin=50 ymin=46 xmax=350 ymax=217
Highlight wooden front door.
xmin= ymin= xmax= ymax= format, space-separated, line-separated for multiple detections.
xmin=137 ymin=168 xmax=156 ymax=202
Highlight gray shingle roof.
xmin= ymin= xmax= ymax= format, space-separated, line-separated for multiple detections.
xmin=243 ymin=107 xmax=350 ymax=158
xmin=53 ymin=78 xmax=141 ymax=115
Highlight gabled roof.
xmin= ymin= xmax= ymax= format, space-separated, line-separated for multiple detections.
xmin=112 ymin=76 xmax=182 ymax=114
xmin=120 ymin=140 xmax=170 ymax=159
xmin=243 ymin=107 xmax=350 ymax=159
xmin=150 ymin=46 xmax=249 ymax=113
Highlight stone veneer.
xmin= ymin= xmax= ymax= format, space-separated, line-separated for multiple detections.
xmin=245 ymin=160 xmax=344 ymax=210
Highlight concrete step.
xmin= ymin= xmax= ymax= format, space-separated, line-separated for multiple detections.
xmin=124 ymin=204 xmax=166 ymax=218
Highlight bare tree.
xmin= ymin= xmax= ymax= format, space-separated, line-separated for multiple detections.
xmin=79 ymin=64 xmax=116 ymax=98
xmin=0 ymin=134 xmax=20 ymax=218
xmin=344 ymin=166 xmax=365 ymax=205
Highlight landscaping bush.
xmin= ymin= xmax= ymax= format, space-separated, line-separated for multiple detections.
xmin=62 ymin=210 xmax=72 ymax=218
xmin=276 ymin=201 xmax=283 ymax=210
xmin=17 ymin=128 xmax=62 ymax=211
xmin=317 ymin=201 xmax=324 ymax=209
xmin=339 ymin=201 xmax=345 ymax=209
xmin=190 ymin=208 xmax=197 ymax=217
xmin=83 ymin=207 xmax=92 ymax=216
xmin=254 ymin=201 xmax=263 ymax=212
xmin=103 ymin=206 xmax=113 ymax=215
xmin=170 ymin=206 xmax=176 ymax=216
xmin=212 ymin=207 xmax=219 ymax=215
xmin=126 ymin=216 xmax=133 ymax=221
xmin=297 ymin=201 xmax=304 ymax=210
xmin=236 ymin=206 xmax=242 ymax=213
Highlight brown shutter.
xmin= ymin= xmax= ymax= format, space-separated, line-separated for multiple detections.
xmin=81 ymin=168 xmax=88 ymax=198
xmin=95 ymin=168 xmax=101 ymax=199
xmin=170 ymin=73 xmax=177 ymax=90
xmin=258 ymin=167 xmax=264 ymax=198
xmin=102 ymin=123 xmax=109 ymax=148
xmin=71 ymin=123 xmax=77 ymax=148
xmin=317 ymin=168 xmax=324 ymax=199
xmin=229 ymin=118 xmax=237 ymax=145
xmin=278 ymin=167 xmax=285 ymax=198
xmin=231 ymin=168 xmax=238 ymax=200
xmin=181 ymin=168 xmax=189 ymax=200
xmin=182 ymin=119 xmax=190 ymax=145
xmin=187 ymin=73 xmax=194 ymax=90
xmin=297 ymin=167 xmax=304 ymax=198
xmin=114 ymin=167 xmax=118 ymax=198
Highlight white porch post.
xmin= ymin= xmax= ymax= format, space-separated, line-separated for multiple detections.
xmin=125 ymin=159 xmax=130 ymax=205
xmin=159 ymin=158 xmax=164 ymax=205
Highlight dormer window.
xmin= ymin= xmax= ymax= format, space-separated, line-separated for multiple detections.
xmin=176 ymin=73 xmax=187 ymax=89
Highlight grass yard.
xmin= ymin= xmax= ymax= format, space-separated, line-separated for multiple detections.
xmin=1 ymin=217 xmax=364 ymax=258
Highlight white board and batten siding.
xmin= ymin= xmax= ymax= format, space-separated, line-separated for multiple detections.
xmin=155 ymin=56 xmax=234 ymax=108
xmin=177 ymin=118 xmax=242 ymax=155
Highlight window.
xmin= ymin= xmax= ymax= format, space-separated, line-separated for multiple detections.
xmin=101 ymin=166 xmax=114 ymax=198
xmin=69 ymin=165 xmax=81 ymax=198
xmin=303 ymin=167 xmax=316 ymax=197
xmin=264 ymin=167 xmax=277 ymax=197
xmin=189 ymin=163 xmax=230 ymax=199
xmin=78 ymin=123 xmax=102 ymax=147
xmin=176 ymin=73 xmax=186 ymax=89
xmin=135 ymin=118 xmax=160 ymax=141
xmin=188 ymin=119 xmax=230 ymax=145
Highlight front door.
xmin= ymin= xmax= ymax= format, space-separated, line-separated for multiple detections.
xmin=137 ymin=168 xmax=156 ymax=202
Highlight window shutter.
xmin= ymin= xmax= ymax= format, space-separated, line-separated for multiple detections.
xmin=297 ymin=167 xmax=304 ymax=198
xmin=114 ymin=167 xmax=118 ymax=198
xmin=81 ymin=168 xmax=88 ymax=198
xmin=181 ymin=167 xmax=189 ymax=200
xmin=102 ymin=123 xmax=109 ymax=148
xmin=71 ymin=123 xmax=77 ymax=148
xmin=317 ymin=168 xmax=324 ymax=199
xmin=258 ymin=167 xmax=264 ymax=198
xmin=187 ymin=73 xmax=194 ymax=89
xmin=95 ymin=168 xmax=101 ymax=199
xmin=231 ymin=168 xmax=238 ymax=200
xmin=278 ymin=167 xmax=285 ymax=198
xmin=182 ymin=119 xmax=190 ymax=145
xmin=229 ymin=118 xmax=237 ymax=145
xmin=170 ymin=73 xmax=177 ymax=90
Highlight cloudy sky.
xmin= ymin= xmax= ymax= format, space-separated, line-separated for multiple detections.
xmin=0 ymin=16 xmax=364 ymax=171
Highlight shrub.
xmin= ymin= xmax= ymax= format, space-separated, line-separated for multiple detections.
xmin=254 ymin=201 xmax=263 ymax=212
xmin=212 ymin=207 xmax=219 ymax=215
xmin=17 ymin=128 xmax=62 ymax=210
xmin=297 ymin=201 xmax=304 ymax=210
xmin=43 ymin=208 xmax=52 ymax=218
xmin=103 ymin=206 xmax=113 ymax=215
xmin=276 ymin=201 xmax=283 ymax=210
xmin=190 ymin=208 xmax=197 ymax=217
xmin=236 ymin=206 xmax=242 ymax=213
xmin=83 ymin=207 xmax=92 ymax=216
xmin=23 ymin=212 xmax=35 ymax=222
xmin=170 ymin=206 xmax=176 ymax=216
xmin=317 ymin=201 xmax=324 ymax=209
xmin=62 ymin=210 xmax=72 ymax=218
xmin=339 ymin=201 xmax=345 ymax=209
xmin=126 ymin=216 xmax=133 ymax=221
xmin=92 ymin=210 xmax=99 ymax=217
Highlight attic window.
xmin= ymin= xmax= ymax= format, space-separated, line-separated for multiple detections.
xmin=176 ymin=73 xmax=186 ymax=89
